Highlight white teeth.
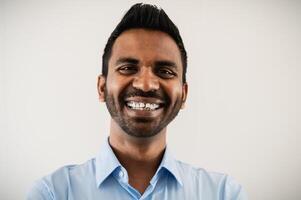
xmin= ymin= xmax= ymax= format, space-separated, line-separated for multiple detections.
xmin=126 ymin=101 xmax=160 ymax=110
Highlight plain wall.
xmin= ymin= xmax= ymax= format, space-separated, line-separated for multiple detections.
xmin=1 ymin=0 xmax=300 ymax=199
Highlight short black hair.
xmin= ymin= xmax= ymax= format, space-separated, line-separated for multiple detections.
xmin=102 ymin=3 xmax=187 ymax=83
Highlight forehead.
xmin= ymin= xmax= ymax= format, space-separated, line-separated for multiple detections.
xmin=109 ymin=29 xmax=182 ymax=68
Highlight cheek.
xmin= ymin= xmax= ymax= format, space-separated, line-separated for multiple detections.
xmin=106 ymin=75 xmax=131 ymax=98
xmin=107 ymin=80 xmax=119 ymax=95
xmin=164 ymin=82 xmax=183 ymax=102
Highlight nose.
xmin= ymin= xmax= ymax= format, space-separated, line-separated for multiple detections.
xmin=132 ymin=67 xmax=159 ymax=92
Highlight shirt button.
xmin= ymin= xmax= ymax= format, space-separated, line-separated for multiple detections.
xmin=119 ymin=170 xmax=124 ymax=177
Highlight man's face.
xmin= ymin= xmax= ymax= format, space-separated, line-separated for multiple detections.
xmin=98 ymin=29 xmax=187 ymax=138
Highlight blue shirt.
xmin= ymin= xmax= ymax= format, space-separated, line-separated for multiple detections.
xmin=27 ymin=140 xmax=248 ymax=200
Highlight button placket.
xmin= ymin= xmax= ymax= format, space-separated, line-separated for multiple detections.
xmin=118 ymin=170 xmax=124 ymax=178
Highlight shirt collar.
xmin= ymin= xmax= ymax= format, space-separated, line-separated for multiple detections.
xmin=95 ymin=138 xmax=122 ymax=187
xmin=155 ymin=146 xmax=183 ymax=186
xmin=95 ymin=138 xmax=183 ymax=187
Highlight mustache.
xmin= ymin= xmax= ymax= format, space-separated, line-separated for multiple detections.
xmin=123 ymin=88 xmax=167 ymax=101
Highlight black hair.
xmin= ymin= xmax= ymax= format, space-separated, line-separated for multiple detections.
xmin=102 ymin=3 xmax=187 ymax=83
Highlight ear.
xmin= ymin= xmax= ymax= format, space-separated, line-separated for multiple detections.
xmin=181 ymin=83 xmax=188 ymax=109
xmin=97 ymin=75 xmax=106 ymax=102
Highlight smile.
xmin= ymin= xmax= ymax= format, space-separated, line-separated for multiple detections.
xmin=126 ymin=101 xmax=161 ymax=111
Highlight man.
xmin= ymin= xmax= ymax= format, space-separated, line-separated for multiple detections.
xmin=27 ymin=3 xmax=247 ymax=200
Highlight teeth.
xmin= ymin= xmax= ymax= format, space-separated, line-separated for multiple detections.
xmin=126 ymin=101 xmax=160 ymax=110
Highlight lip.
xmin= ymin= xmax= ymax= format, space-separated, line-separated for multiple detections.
xmin=124 ymin=96 xmax=165 ymax=105
xmin=124 ymin=104 xmax=164 ymax=118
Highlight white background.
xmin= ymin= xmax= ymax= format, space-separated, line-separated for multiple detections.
xmin=1 ymin=0 xmax=300 ymax=199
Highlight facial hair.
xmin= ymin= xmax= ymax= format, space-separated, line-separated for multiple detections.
xmin=104 ymin=85 xmax=183 ymax=138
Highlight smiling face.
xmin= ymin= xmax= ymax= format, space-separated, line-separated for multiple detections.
xmin=98 ymin=29 xmax=188 ymax=138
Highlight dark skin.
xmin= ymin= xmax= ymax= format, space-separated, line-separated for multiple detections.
xmin=109 ymin=126 xmax=166 ymax=193
xmin=98 ymin=29 xmax=188 ymax=194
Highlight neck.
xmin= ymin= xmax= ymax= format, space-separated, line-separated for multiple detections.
xmin=109 ymin=119 xmax=167 ymax=194
xmin=109 ymin=135 xmax=166 ymax=167
xmin=109 ymin=119 xmax=167 ymax=161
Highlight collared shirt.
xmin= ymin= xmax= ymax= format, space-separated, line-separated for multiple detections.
xmin=27 ymin=140 xmax=248 ymax=200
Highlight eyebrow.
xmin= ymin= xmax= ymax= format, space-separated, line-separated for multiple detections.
xmin=115 ymin=57 xmax=139 ymax=66
xmin=115 ymin=57 xmax=178 ymax=69
xmin=155 ymin=60 xmax=178 ymax=70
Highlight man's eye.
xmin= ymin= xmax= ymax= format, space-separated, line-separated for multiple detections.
xmin=117 ymin=65 xmax=138 ymax=75
xmin=157 ymin=68 xmax=176 ymax=79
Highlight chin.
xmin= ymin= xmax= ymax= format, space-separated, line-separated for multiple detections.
xmin=122 ymin=123 xmax=164 ymax=138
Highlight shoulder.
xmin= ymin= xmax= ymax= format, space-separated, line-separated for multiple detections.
xmin=26 ymin=158 xmax=96 ymax=200
xmin=175 ymin=160 xmax=226 ymax=183
xmin=43 ymin=159 xmax=95 ymax=187
xmin=175 ymin=160 xmax=248 ymax=199
xmin=26 ymin=178 xmax=53 ymax=200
